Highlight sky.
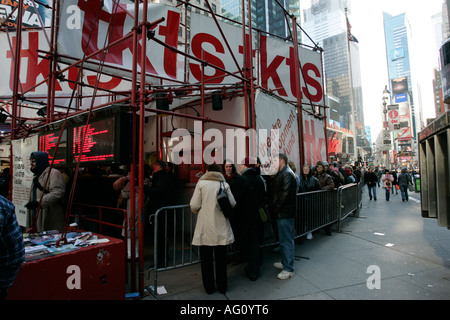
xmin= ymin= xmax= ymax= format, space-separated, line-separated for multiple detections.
xmin=300 ymin=0 xmax=445 ymax=142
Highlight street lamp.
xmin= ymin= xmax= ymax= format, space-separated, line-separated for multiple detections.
xmin=382 ymin=86 xmax=391 ymax=169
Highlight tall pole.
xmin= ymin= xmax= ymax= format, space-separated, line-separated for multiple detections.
xmin=345 ymin=8 xmax=358 ymax=162
xmin=138 ymin=0 xmax=149 ymax=296
xmin=291 ymin=16 xmax=305 ymax=167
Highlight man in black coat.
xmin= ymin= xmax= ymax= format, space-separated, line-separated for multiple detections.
xmin=239 ymin=157 xmax=267 ymax=281
xmin=148 ymin=160 xmax=175 ymax=267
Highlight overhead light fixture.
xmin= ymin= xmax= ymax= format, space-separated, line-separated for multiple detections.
xmin=37 ymin=107 xmax=47 ymax=117
xmin=155 ymin=92 xmax=173 ymax=111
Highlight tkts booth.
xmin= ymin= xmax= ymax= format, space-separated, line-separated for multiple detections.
xmin=2 ymin=1 xmax=328 ymax=297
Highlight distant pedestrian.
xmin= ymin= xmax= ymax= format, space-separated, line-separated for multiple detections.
xmin=390 ymin=170 xmax=398 ymax=195
xmin=190 ymin=163 xmax=236 ymax=294
xmin=365 ymin=167 xmax=378 ymax=201
xmin=381 ymin=169 xmax=394 ymax=201
xmin=397 ymin=168 xmax=413 ymax=202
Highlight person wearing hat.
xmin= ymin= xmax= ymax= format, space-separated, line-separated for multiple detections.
xmin=315 ymin=161 xmax=335 ymax=191
xmin=25 ymin=151 xmax=66 ymax=232
xmin=238 ymin=156 xmax=267 ymax=281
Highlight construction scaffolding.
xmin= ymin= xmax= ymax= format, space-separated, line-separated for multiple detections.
xmin=0 ymin=0 xmax=328 ymax=297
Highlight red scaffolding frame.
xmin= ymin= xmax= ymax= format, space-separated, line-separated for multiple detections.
xmin=0 ymin=0 xmax=327 ymax=297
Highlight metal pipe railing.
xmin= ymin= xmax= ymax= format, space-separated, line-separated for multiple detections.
xmin=147 ymin=183 xmax=362 ymax=298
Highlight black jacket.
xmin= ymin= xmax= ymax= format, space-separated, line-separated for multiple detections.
xmin=299 ymin=173 xmax=321 ymax=193
xmin=365 ymin=172 xmax=378 ymax=186
xmin=268 ymin=165 xmax=297 ymax=219
xmin=239 ymin=168 xmax=267 ymax=225
xmin=148 ymin=169 xmax=175 ymax=215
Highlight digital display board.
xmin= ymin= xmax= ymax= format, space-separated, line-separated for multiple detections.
xmin=38 ymin=130 xmax=68 ymax=165
xmin=71 ymin=117 xmax=116 ymax=164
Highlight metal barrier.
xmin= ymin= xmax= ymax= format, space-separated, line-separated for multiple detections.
xmin=147 ymin=182 xmax=363 ymax=298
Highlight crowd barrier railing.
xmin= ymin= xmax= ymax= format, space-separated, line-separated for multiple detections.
xmin=147 ymin=181 xmax=364 ymax=298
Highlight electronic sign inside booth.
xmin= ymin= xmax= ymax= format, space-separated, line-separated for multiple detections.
xmin=71 ymin=116 xmax=116 ymax=164
xmin=38 ymin=129 xmax=68 ymax=166
xmin=68 ymin=111 xmax=133 ymax=166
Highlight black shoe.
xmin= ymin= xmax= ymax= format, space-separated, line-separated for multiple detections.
xmin=245 ymin=267 xmax=257 ymax=281
xmin=374 ymin=198 xmax=377 ymax=201
xmin=369 ymin=197 xmax=372 ymax=200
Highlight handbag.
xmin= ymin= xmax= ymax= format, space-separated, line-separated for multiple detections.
xmin=259 ymin=206 xmax=271 ymax=223
xmin=217 ymin=182 xmax=234 ymax=218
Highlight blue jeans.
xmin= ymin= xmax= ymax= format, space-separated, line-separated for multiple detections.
xmin=400 ymin=184 xmax=409 ymax=201
xmin=277 ymin=218 xmax=295 ymax=272
xmin=368 ymin=185 xmax=377 ymax=199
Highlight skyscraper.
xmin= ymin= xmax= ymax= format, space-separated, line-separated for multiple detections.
xmin=302 ymin=0 xmax=367 ymax=161
xmin=383 ymin=12 xmax=417 ymax=142
xmin=221 ymin=0 xmax=301 ymax=39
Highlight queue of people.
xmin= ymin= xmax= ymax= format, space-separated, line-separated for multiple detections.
xmin=189 ymin=155 xmax=370 ymax=295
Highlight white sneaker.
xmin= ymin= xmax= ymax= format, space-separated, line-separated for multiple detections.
xmin=273 ymin=262 xmax=283 ymax=269
xmin=277 ymin=270 xmax=295 ymax=280
xmin=306 ymin=233 xmax=313 ymax=240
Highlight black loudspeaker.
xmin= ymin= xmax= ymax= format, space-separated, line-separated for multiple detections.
xmin=37 ymin=107 xmax=47 ymax=117
xmin=156 ymin=93 xmax=170 ymax=111
xmin=0 ymin=112 xmax=7 ymax=123
xmin=212 ymin=91 xmax=223 ymax=111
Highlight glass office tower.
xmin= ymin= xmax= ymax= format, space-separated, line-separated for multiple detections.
xmin=383 ymin=12 xmax=417 ymax=142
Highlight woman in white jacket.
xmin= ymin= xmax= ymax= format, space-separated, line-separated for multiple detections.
xmin=190 ymin=163 xmax=236 ymax=294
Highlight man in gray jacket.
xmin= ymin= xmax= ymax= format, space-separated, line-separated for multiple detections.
xmin=397 ymin=169 xmax=412 ymax=202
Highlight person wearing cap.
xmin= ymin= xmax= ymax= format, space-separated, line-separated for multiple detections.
xmin=239 ymin=156 xmax=267 ymax=281
xmin=268 ymin=154 xmax=297 ymax=280
xmin=25 ymin=151 xmax=66 ymax=232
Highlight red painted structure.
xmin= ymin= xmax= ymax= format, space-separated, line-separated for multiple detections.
xmin=0 ymin=0 xmax=327 ymax=297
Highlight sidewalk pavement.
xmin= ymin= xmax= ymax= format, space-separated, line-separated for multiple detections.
xmin=141 ymin=188 xmax=450 ymax=300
